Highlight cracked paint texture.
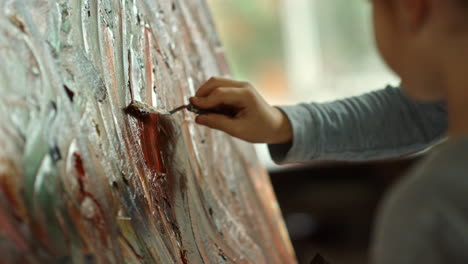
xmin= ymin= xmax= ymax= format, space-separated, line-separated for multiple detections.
xmin=0 ymin=0 xmax=296 ymax=263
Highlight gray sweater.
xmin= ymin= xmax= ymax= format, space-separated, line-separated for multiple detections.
xmin=268 ymin=86 xmax=468 ymax=263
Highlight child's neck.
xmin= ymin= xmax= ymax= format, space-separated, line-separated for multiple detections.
xmin=446 ymin=53 xmax=468 ymax=139
xmin=447 ymin=101 xmax=468 ymax=139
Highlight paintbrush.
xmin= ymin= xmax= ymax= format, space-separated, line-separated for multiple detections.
xmin=124 ymin=100 xmax=238 ymax=118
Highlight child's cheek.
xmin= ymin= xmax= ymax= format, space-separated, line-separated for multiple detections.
xmin=372 ymin=4 xmax=401 ymax=76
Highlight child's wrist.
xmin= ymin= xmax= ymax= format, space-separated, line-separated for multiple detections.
xmin=268 ymin=107 xmax=293 ymax=144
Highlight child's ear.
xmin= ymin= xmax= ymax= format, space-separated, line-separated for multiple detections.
xmin=402 ymin=0 xmax=429 ymax=32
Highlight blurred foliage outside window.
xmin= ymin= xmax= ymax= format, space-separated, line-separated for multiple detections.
xmin=207 ymin=0 xmax=398 ymax=104
xmin=207 ymin=0 xmax=287 ymax=104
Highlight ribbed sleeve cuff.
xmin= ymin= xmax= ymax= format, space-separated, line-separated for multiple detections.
xmin=267 ymin=105 xmax=317 ymax=164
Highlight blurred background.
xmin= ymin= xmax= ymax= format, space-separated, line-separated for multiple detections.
xmin=207 ymin=0 xmax=398 ymax=104
xmin=206 ymin=1 xmax=413 ymax=263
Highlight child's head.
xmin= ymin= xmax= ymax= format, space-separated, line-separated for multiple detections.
xmin=371 ymin=0 xmax=468 ymax=101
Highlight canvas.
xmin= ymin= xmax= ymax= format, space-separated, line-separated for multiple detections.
xmin=0 ymin=0 xmax=295 ymax=263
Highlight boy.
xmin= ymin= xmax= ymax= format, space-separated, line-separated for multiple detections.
xmin=190 ymin=0 xmax=468 ymax=263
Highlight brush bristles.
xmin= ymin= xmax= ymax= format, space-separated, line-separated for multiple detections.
xmin=124 ymin=101 xmax=157 ymax=117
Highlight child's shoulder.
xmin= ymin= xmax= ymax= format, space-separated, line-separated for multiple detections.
xmin=373 ymin=137 xmax=468 ymax=264
xmin=414 ymin=137 xmax=468 ymax=187
xmin=381 ymin=137 xmax=468 ymax=219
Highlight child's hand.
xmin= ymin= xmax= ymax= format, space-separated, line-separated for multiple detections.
xmin=190 ymin=77 xmax=292 ymax=144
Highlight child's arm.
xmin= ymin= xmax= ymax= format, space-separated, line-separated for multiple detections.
xmin=270 ymin=85 xmax=447 ymax=163
xmin=191 ymin=77 xmax=447 ymax=163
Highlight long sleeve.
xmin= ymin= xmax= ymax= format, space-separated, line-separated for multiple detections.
xmin=268 ymin=85 xmax=448 ymax=163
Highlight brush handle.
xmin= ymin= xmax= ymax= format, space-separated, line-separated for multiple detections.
xmin=186 ymin=104 xmax=238 ymax=118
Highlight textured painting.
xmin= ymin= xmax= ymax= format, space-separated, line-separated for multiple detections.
xmin=0 ymin=0 xmax=295 ymax=263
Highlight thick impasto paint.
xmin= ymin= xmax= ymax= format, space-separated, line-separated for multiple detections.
xmin=0 ymin=0 xmax=296 ymax=263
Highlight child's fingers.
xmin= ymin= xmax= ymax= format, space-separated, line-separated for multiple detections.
xmin=191 ymin=87 xmax=245 ymax=109
xmin=195 ymin=114 xmax=239 ymax=136
xmin=196 ymin=77 xmax=246 ymax=97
